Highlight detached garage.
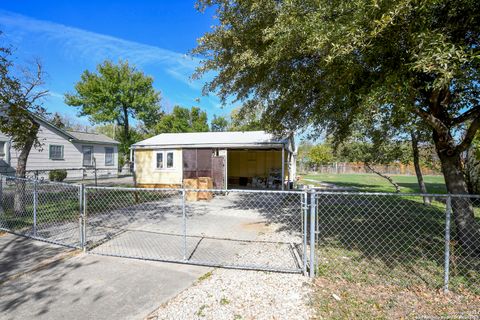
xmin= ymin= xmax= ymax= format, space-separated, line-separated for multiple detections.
xmin=131 ymin=131 xmax=296 ymax=190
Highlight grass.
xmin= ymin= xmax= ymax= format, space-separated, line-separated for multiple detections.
xmin=301 ymin=173 xmax=446 ymax=193
xmin=313 ymin=192 xmax=480 ymax=319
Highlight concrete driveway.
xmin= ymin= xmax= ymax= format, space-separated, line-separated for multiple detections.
xmin=0 ymin=233 xmax=210 ymax=320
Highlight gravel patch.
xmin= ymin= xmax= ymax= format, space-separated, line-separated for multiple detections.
xmin=147 ymin=230 xmax=313 ymax=320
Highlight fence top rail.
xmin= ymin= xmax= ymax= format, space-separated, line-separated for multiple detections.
xmin=85 ymin=185 xmax=305 ymax=194
xmin=85 ymin=185 xmax=182 ymax=192
xmin=1 ymin=174 xmax=81 ymax=188
xmin=313 ymin=190 xmax=480 ymax=198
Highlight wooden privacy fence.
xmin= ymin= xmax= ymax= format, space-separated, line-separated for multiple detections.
xmin=303 ymin=162 xmax=441 ymax=176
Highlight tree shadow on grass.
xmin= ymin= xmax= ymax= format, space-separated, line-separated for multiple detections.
xmin=226 ymin=191 xmax=479 ymax=292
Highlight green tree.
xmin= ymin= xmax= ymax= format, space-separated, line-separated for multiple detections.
xmin=154 ymin=106 xmax=209 ymax=134
xmin=194 ymin=0 xmax=480 ymax=251
xmin=297 ymin=141 xmax=314 ymax=172
xmin=65 ymin=60 xmax=161 ymax=161
xmin=308 ymin=144 xmax=334 ymax=167
xmin=0 ymin=44 xmax=48 ymax=214
xmin=211 ymin=114 xmax=229 ymax=132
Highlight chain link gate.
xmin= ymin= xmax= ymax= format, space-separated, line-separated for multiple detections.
xmin=0 ymin=175 xmax=318 ymax=276
xmin=82 ymin=186 xmax=314 ymax=274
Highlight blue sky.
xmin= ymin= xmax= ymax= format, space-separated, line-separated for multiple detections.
xmin=0 ymin=1 xmax=232 ymax=126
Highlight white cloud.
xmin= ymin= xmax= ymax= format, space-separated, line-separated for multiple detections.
xmin=0 ymin=10 xmax=203 ymax=87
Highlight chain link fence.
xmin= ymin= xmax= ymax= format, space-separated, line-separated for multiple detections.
xmin=0 ymin=176 xmax=81 ymax=248
xmin=314 ymin=192 xmax=480 ymax=294
xmin=1 ymin=174 xmax=479 ymax=293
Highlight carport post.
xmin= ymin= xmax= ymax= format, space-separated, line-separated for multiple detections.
xmin=33 ymin=180 xmax=38 ymax=237
xmin=182 ymin=189 xmax=187 ymax=261
xmin=309 ymin=190 xmax=316 ymax=278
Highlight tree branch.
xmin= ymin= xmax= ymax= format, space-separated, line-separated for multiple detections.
xmin=413 ymin=107 xmax=450 ymax=137
xmin=455 ymin=115 xmax=480 ymax=153
xmin=364 ymin=162 xmax=401 ymax=193
xmin=452 ymin=105 xmax=480 ymax=125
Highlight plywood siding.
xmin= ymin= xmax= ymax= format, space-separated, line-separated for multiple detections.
xmin=227 ymin=150 xmax=288 ymax=178
xmin=135 ymin=149 xmax=183 ymax=185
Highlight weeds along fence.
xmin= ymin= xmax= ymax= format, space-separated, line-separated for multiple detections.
xmin=0 ymin=175 xmax=478 ymax=294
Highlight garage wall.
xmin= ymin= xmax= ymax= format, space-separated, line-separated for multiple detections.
xmin=135 ymin=149 xmax=183 ymax=186
xmin=227 ymin=150 xmax=288 ymax=178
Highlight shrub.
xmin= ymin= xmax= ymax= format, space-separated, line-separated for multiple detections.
xmin=49 ymin=169 xmax=68 ymax=182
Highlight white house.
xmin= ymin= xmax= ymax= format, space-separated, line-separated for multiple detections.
xmin=0 ymin=114 xmax=120 ymax=180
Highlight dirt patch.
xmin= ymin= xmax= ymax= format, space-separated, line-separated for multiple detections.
xmin=313 ymin=277 xmax=480 ymax=319
xmin=240 ymin=221 xmax=270 ymax=233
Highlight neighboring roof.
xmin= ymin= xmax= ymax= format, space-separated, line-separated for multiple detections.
xmin=132 ymin=131 xmax=290 ymax=150
xmin=6 ymin=110 xmax=119 ymax=145
xmin=67 ymin=130 xmax=120 ymax=145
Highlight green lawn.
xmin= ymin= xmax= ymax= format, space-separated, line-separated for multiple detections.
xmin=301 ymin=173 xmax=446 ymax=193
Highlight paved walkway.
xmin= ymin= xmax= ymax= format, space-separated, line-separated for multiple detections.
xmin=0 ymin=233 xmax=210 ymax=320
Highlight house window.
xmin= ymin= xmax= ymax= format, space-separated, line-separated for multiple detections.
xmin=0 ymin=141 xmax=5 ymax=160
xmin=155 ymin=150 xmax=174 ymax=170
xmin=49 ymin=145 xmax=64 ymax=160
xmin=156 ymin=152 xmax=164 ymax=169
xmin=166 ymin=152 xmax=174 ymax=168
xmin=82 ymin=146 xmax=94 ymax=166
xmin=105 ymin=147 xmax=114 ymax=166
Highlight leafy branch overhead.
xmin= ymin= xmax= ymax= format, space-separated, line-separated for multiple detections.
xmin=193 ymin=0 xmax=480 ymax=251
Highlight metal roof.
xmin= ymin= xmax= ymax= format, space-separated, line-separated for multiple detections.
xmin=132 ymin=131 xmax=290 ymax=149
xmin=67 ymin=131 xmax=120 ymax=145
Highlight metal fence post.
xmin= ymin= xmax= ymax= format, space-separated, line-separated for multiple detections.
xmin=33 ymin=179 xmax=38 ymax=237
xmin=309 ymin=190 xmax=316 ymax=278
xmin=79 ymin=184 xmax=85 ymax=250
xmin=0 ymin=176 xmax=3 ymax=212
xmin=182 ymin=189 xmax=187 ymax=261
xmin=444 ymin=195 xmax=452 ymax=292
xmin=303 ymin=190 xmax=308 ymax=276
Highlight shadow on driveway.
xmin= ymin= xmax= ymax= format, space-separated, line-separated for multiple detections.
xmin=0 ymin=233 xmax=210 ymax=320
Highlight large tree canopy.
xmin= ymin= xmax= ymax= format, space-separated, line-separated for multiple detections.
xmin=65 ymin=60 xmax=162 ymax=160
xmin=154 ymin=106 xmax=209 ymax=134
xmin=194 ymin=0 xmax=480 ymax=251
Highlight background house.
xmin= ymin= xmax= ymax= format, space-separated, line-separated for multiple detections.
xmin=0 ymin=115 xmax=120 ymax=180
xmin=131 ymin=131 xmax=296 ymax=190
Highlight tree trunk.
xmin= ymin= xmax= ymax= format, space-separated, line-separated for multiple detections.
xmin=14 ymin=124 xmax=38 ymax=216
xmin=411 ymin=131 xmax=431 ymax=205
xmin=364 ymin=162 xmax=401 ymax=193
xmin=122 ymin=106 xmax=130 ymax=164
xmin=434 ymin=141 xmax=480 ymax=255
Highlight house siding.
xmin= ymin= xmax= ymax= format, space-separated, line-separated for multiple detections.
xmin=2 ymin=122 xmax=118 ymax=179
